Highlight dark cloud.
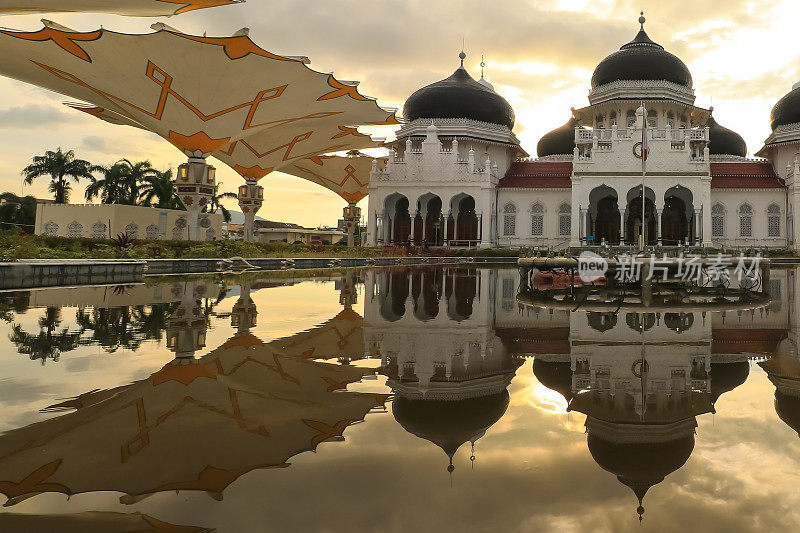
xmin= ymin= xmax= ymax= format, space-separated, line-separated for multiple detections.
xmin=0 ymin=104 xmax=70 ymax=129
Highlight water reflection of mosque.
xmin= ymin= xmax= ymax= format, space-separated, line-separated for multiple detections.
xmin=363 ymin=266 xmax=798 ymax=520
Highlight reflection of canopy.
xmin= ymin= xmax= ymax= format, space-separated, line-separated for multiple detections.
xmin=0 ymin=26 xmax=397 ymax=158
xmin=0 ymin=0 xmax=241 ymax=16
xmin=0 ymin=339 xmax=386 ymax=506
xmin=271 ymin=308 xmax=365 ymax=361
xmin=279 ymin=153 xmax=388 ymax=203
xmin=0 ymin=511 xmax=213 ymax=532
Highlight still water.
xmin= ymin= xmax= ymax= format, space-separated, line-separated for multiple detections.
xmin=0 ymin=266 xmax=798 ymax=532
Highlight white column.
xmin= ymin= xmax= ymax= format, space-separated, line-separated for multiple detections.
xmin=443 ymin=212 xmax=450 ymax=245
xmin=410 ymin=211 xmax=418 ymax=243
xmin=695 ymin=209 xmax=702 ymax=245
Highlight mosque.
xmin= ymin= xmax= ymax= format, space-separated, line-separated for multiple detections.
xmin=367 ymin=13 xmax=799 ymax=250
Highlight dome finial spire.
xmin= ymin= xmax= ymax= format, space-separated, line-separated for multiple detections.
xmin=480 ymin=54 xmax=486 ymax=79
xmin=639 ymin=11 xmax=646 ymax=30
xmin=459 ymin=50 xmax=466 ymax=69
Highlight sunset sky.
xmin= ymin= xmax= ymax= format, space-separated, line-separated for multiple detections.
xmin=0 ymin=0 xmax=797 ymax=227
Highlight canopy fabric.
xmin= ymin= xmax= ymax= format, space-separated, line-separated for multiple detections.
xmin=0 ymin=0 xmax=243 ymax=16
xmin=0 ymin=26 xmax=398 ymax=158
xmin=0 ymin=340 xmax=386 ymax=506
xmin=272 ymin=308 xmax=366 ymax=360
xmin=0 ymin=512 xmax=213 ymax=533
xmin=279 ymin=153 xmax=388 ymax=203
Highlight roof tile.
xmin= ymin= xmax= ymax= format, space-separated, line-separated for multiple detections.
xmin=499 ymin=161 xmax=573 ymax=188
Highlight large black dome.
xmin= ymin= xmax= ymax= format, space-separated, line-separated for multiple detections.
xmin=707 ymin=116 xmax=748 ymax=157
xmin=591 ymin=18 xmax=692 ymax=90
xmin=770 ymin=85 xmax=800 ymax=130
xmin=403 ymin=56 xmax=515 ymax=129
xmin=537 ymin=118 xmax=579 ymax=157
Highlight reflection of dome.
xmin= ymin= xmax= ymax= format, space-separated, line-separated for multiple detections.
xmin=591 ymin=18 xmax=692 ymax=90
xmin=537 ymin=118 xmax=579 ymax=157
xmin=403 ymin=54 xmax=515 ymax=129
xmin=707 ymin=116 xmax=747 ymax=157
xmin=533 ymin=359 xmax=573 ymax=401
xmin=775 ymin=391 xmax=800 ymax=438
xmin=588 ymin=433 xmax=695 ymax=521
xmin=392 ymin=391 xmax=509 ymax=465
xmin=770 ymin=84 xmax=800 ymax=130
xmin=709 ymin=361 xmax=749 ymax=402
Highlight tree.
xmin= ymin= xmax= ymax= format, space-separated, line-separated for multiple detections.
xmin=139 ymin=169 xmax=185 ymax=210
xmin=204 ymin=182 xmax=238 ymax=223
xmin=86 ymin=159 xmax=157 ymax=205
xmin=9 ymin=307 xmax=81 ymax=365
xmin=76 ymin=306 xmax=141 ymax=353
xmin=21 ymin=148 xmax=94 ymax=204
xmin=0 ymin=192 xmax=37 ymax=232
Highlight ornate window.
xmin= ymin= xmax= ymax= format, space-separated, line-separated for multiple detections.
xmin=558 ymin=204 xmax=572 ymax=236
xmin=739 ymin=203 xmax=753 ymax=237
xmin=502 ymin=278 xmax=515 ymax=299
xmin=609 ymin=111 xmax=617 ymax=126
xmin=43 ymin=221 xmax=58 ymax=236
xmin=711 ymin=203 xmax=725 ymax=237
xmin=67 ymin=221 xmax=83 ymax=238
xmin=206 ymin=228 xmax=216 ymax=240
xmin=172 ymin=227 xmax=184 ymax=240
xmin=146 ymin=224 xmax=159 ymax=240
xmin=530 ymin=203 xmax=544 ymax=236
xmin=626 ymin=110 xmax=637 ymax=128
xmin=595 ymin=114 xmax=605 ymax=129
xmin=124 ymin=222 xmax=139 ymax=239
xmin=768 ymin=204 xmax=781 ymax=237
xmin=91 ymin=221 xmax=107 ymax=239
xmin=503 ymin=203 xmax=517 ymax=236
xmin=647 ymin=109 xmax=657 ymax=128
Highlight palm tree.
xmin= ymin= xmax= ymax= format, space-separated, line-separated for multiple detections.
xmin=9 ymin=307 xmax=81 ymax=365
xmin=205 ymin=182 xmax=238 ymax=222
xmin=87 ymin=159 xmax=157 ymax=205
xmin=0 ymin=192 xmax=37 ymax=232
xmin=21 ymin=148 xmax=94 ymax=204
xmin=139 ymin=169 xmax=185 ymax=210
xmin=76 ymin=306 xmax=141 ymax=353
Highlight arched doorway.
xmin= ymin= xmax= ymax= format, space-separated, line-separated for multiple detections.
xmin=386 ymin=195 xmax=411 ymax=244
xmin=451 ymin=194 xmax=479 ymax=245
xmin=662 ymin=186 xmax=694 ymax=245
xmin=588 ymin=186 xmax=620 ymax=245
xmin=420 ymin=195 xmax=444 ymax=245
xmin=626 ymin=187 xmax=657 ymax=245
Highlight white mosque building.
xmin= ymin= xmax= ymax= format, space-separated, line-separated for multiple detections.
xmin=367 ymin=14 xmax=800 ymax=250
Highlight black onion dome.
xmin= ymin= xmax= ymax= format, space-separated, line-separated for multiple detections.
xmin=591 ymin=20 xmax=692 ymax=90
xmin=392 ymin=391 xmax=510 ymax=459
xmin=588 ymin=433 xmax=695 ymax=520
xmin=770 ymin=85 xmax=800 ymax=130
xmin=709 ymin=361 xmax=750 ymax=402
xmin=537 ymin=118 xmax=579 ymax=157
xmin=707 ymin=117 xmax=747 ymax=157
xmin=533 ymin=359 xmax=574 ymax=401
xmin=775 ymin=391 xmax=800 ymax=438
xmin=403 ymin=57 xmax=515 ymax=129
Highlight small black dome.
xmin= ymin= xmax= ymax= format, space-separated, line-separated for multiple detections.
xmin=392 ymin=391 xmax=509 ymax=458
xmin=591 ymin=25 xmax=692 ymax=90
xmin=537 ymin=118 xmax=579 ymax=157
xmin=707 ymin=117 xmax=747 ymax=157
xmin=770 ymin=85 xmax=800 ymax=130
xmin=709 ymin=361 xmax=750 ymax=402
xmin=403 ymin=60 xmax=515 ymax=129
xmin=533 ymin=359 xmax=573 ymax=401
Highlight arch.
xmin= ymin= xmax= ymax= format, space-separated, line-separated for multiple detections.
xmin=662 ymin=186 xmax=694 ymax=245
xmin=588 ymin=185 xmax=620 ymax=245
xmin=503 ymin=202 xmax=517 ymax=236
xmin=43 ymin=221 xmax=59 ymax=236
xmin=385 ymin=193 xmax=411 ymax=244
xmin=626 ymin=186 xmax=657 ymax=245
xmin=588 ymin=312 xmax=617 ymax=332
xmin=626 ymin=109 xmax=637 ymax=128
xmin=91 ymin=221 xmax=107 ymax=239
xmin=449 ymin=193 xmax=478 ymax=244
xmin=626 ymin=313 xmax=656 ymax=332
xmin=531 ymin=202 xmax=545 ymax=236
xmin=418 ymin=193 xmax=444 ymax=245
xmin=446 ymin=268 xmax=477 ymax=321
xmin=664 ymin=313 xmax=694 ymax=333
xmin=67 ymin=221 xmax=83 ymax=238
xmin=413 ymin=267 xmax=443 ymax=321
xmin=380 ymin=269 xmax=409 ymax=322
xmin=739 ymin=202 xmax=753 ymax=237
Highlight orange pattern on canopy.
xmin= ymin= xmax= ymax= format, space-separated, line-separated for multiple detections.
xmin=0 ymin=28 xmax=101 ymax=62
xmin=281 ymin=153 xmax=387 ymax=203
xmin=0 ymin=0 xmax=240 ymax=16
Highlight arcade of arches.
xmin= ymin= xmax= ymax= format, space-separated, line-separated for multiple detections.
xmin=583 ymin=185 xmax=700 ymax=245
xmin=381 ymin=193 xmax=480 ymax=246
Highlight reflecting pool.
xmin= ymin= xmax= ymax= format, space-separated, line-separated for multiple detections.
xmin=0 ymin=266 xmax=799 ymax=532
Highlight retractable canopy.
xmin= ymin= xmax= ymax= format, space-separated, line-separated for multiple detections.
xmin=0 ymin=0 xmax=243 ymax=16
